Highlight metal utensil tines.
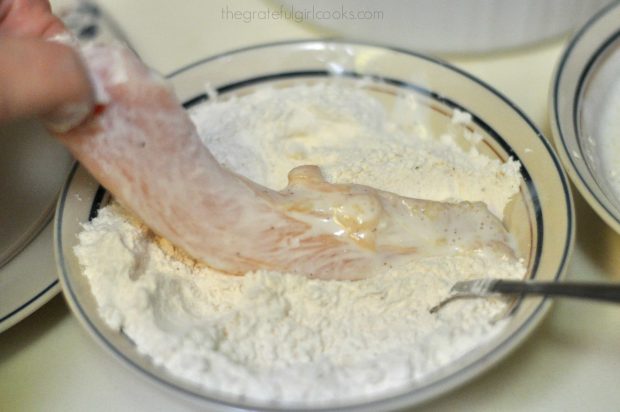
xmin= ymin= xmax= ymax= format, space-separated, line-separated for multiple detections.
xmin=430 ymin=278 xmax=620 ymax=313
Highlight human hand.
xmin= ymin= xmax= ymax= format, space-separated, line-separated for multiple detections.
xmin=0 ymin=0 xmax=94 ymax=130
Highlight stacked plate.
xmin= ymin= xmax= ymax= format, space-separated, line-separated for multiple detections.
xmin=0 ymin=121 xmax=72 ymax=332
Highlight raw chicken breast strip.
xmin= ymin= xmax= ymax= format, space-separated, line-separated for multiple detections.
xmin=53 ymin=43 xmax=516 ymax=280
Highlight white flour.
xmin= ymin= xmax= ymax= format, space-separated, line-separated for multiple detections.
xmin=75 ymin=83 xmax=524 ymax=405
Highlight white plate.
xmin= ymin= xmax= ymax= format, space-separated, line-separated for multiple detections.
xmin=550 ymin=1 xmax=620 ymax=234
xmin=55 ymin=41 xmax=574 ymax=410
xmin=0 ymin=120 xmax=72 ymax=333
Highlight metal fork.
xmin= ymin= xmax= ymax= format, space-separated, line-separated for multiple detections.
xmin=430 ymin=278 xmax=620 ymax=313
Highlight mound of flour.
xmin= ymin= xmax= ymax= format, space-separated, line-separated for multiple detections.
xmin=75 ymin=83 xmax=524 ymax=405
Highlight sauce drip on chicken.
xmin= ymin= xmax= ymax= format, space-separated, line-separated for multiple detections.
xmin=53 ymin=43 xmax=516 ymax=280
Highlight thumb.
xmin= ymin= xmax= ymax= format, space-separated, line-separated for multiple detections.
xmin=0 ymin=36 xmax=94 ymax=130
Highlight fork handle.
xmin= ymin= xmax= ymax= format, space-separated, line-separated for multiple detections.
xmin=491 ymin=280 xmax=620 ymax=303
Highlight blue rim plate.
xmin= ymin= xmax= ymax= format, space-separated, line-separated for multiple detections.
xmin=551 ymin=1 xmax=620 ymax=233
xmin=0 ymin=221 xmax=60 ymax=333
xmin=55 ymin=40 xmax=574 ymax=411
xmin=0 ymin=120 xmax=73 ymax=333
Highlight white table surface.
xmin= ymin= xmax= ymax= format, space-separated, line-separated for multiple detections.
xmin=3 ymin=1 xmax=620 ymax=411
